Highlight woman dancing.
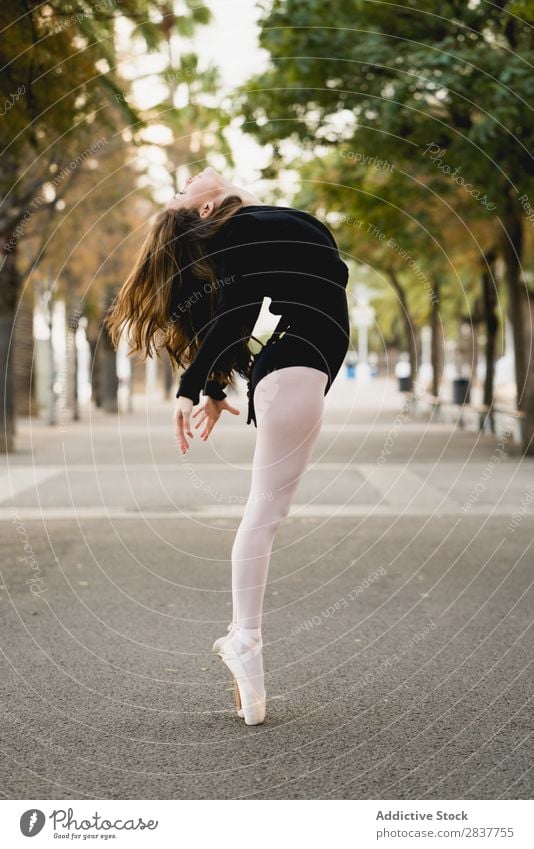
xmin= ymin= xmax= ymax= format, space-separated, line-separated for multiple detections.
xmin=107 ymin=166 xmax=350 ymax=726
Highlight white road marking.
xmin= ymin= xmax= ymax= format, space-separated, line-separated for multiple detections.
xmin=0 ymin=464 xmax=528 ymax=520
xmin=0 ymin=466 xmax=63 ymax=502
xmin=0 ymin=504 xmax=525 ymax=520
xmin=357 ymin=464 xmax=460 ymax=510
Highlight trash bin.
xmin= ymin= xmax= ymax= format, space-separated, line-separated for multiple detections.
xmin=452 ymin=377 xmax=470 ymax=405
xmin=398 ymin=375 xmax=413 ymax=392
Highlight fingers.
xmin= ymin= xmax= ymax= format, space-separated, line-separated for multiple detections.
xmin=176 ymin=400 xmax=238 ymax=450
xmin=175 ymin=408 xmax=194 ymax=454
xmin=175 ymin=413 xmax=188 ymax=454
xmin=199 ymin=412 xmax=216 ymax=440
xmin=176 ymin=409 xmax=212 ymax=448
xmin=200 ymin=417 xmax=216 ymax=441
xmin=224 ymin=403 xmax=240 ymax=416
xmin=183 ymin=409 xmax=193 ymax=440
xmin=198 ymin=402 xmax=240 ymax=440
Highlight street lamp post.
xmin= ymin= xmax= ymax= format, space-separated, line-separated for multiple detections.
xmin=351 ymin=285 xmax=376 ymax=385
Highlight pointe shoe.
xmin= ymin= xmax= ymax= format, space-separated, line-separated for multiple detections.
xmin=212 ymin=622 xmax=236 ymax=655
xmin=212 ymin=623 xmax=243 ymax=717
xmin=216 ymin=629 xmax=266 ymax=726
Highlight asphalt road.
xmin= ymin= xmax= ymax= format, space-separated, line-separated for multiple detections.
xmin=1 ymin=377 xmax=532 ymax=799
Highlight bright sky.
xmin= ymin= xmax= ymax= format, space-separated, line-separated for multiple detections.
xmin=198 ymin=0 xmax=266 ymax=92
xmin=195 ymin=0 xmax=273 ymax=188
xmin=117 ymin=1 xmax=273 ymax=202
xmin=117 ymin=1 xmax=289 ymax=333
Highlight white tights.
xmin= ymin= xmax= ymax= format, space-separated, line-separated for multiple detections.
xmin=231 ymin=366 xmax=328 ymax=631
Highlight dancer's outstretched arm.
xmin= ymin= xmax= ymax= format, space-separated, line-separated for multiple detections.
xmin=176 ymin=283 xmax=260 ymax=405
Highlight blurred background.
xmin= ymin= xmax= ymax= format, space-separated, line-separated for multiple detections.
xmin=2 ymin=0 xmax=534 ymax=803
xmin=2 ymin=0 xmax=534 ymax=453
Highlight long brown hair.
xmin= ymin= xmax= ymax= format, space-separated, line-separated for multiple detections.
xmin=105 ymin=193 xmax=250 ymax=392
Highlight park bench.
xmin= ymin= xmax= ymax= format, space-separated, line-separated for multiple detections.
xmin=421 ymin=392 xmax=524 ymax=438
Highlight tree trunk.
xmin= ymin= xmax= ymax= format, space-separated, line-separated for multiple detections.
xmin=501 ymin=191 xmax=534 ymax=454
xmin=14 ymin=284 xmax=38 ymax=417
xmin=45 ymin=295 xmax=57 ymax=426
xmin=162 ymin=355 xmax=174 ymax=400
xmin=502 ymin=194 xmax=526 ymax=397
xmin=87 ymin=337 xmax=101 ymax=408
xmin=388 ymin=270 xmax=418 ymax=388
xmin=0 ymin=238 xmax=21 ymax=452
xmin=64 ymin=322 xmax=77 ymax=423
xmin=100 ymin=292 xmax=118 ymax=413
xmin=100 ymin=345 xmax=118 ymax=413
xmin=65 ymin=297 xmax=82 ymax=422
xmin=430 ymin=277 xmax=444 ymax=398
xmin=522 ymin=294 xmax=534 ymax=455
xmin=0 ymin=314 xmax=15 ymax=452
xmin=456 ymin=314 xmax=477 ymax=376
xmin=72 ymin=337 xmax=79 ymax=420
xmin=481 ymin=250 xmax=498 ymax=433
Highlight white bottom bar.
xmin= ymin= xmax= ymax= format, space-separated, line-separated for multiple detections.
xmin=2 ymin=799 xmax=533 ymax=847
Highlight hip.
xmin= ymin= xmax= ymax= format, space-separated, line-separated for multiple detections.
xmin=245 ymin=326 xmax=348 ymax=426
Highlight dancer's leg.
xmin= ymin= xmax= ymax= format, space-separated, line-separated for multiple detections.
xmin=231 ymin=366 xmax=328 ymax=631
xmin=219 ymin=366 xmax=327 ymax=713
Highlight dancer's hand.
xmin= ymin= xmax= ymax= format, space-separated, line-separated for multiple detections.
xmin=173 ymin=396 xmax=194 ymax=454
xmin=193 ymin=397 xmax=240 ymax=441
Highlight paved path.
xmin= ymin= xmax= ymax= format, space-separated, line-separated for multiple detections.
xmin=0 ymin=377 xmax=532 ymax=799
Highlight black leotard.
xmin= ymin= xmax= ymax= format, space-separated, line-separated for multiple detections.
xmin=174 ymin=204 xmax=350 ymax=426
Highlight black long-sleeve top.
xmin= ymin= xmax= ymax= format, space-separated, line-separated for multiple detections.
xmin=171 ymin=204 xmax=350 ymax=405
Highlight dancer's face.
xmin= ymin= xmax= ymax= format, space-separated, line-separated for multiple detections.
xmin=166 ymin=166 xmax=228 ymax=217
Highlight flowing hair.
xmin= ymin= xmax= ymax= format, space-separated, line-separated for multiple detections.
xmin=105 ymin=193 xmax=250 ymax=393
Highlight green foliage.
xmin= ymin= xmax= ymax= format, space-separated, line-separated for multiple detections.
xmin=0 ymin=0 xmax=221 ymax=307
xmin=239 ymin=0 xmax=534 ymax=211
xmin=0 ymin=0 xmax=220 ymax=233
xmin=236 ymin=0 xmax=534 ymax=348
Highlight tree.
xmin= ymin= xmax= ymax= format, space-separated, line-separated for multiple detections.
xmin=0 ymin=0 xmax=219 ymax=448
xmin=0 ymin=1 xmax=154 ymax=449
xmin=28 ymin=135 xmax=151 ymax=419
xmin=237 ymin=0 xmax=534 ymax=451
xmin=289 ymin=149 xmax=478 ymax=395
